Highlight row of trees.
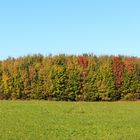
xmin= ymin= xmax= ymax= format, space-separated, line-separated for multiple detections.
xmin=0 ymin=54 xmax=140 ymax=101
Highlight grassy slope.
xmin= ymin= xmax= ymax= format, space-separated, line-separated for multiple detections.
xmin=0 ymin=101 xmax=140 ymax=140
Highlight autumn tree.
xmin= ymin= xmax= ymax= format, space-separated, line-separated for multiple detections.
xmin=112 ymin=56 xmax=124 ymax=100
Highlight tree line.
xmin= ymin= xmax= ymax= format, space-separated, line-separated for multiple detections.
xmin=0 ymin=54 xmax=140 ymax=101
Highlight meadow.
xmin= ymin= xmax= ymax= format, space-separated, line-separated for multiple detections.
xmin=0 ymin=101 xmax=140 ymax=140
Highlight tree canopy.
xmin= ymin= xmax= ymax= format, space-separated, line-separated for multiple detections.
xmin=0 ymin=54 xmax=140 ymax=101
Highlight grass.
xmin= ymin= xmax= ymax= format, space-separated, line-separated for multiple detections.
xmin=0 ymin=101 xmax=140 ymax=140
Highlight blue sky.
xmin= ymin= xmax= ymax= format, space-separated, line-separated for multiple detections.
xmin=0 ymin=0 xmax=140 ymax=60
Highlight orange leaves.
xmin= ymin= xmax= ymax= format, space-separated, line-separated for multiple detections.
xmin=2 ymin=74 xmax=9 ymax=81
xmin=124 ymin=58 xmax=134 ymax=73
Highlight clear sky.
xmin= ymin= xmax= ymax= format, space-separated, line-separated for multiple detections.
xmin=0 ymin=0 xmax=140 ymax=60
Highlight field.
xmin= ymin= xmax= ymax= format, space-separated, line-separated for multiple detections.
xmin=0 ymin=101 xmax=140 ymax=140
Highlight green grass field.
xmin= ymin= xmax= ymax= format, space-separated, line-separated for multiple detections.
xmin=0 ymin=101 xmax=140 ymax=140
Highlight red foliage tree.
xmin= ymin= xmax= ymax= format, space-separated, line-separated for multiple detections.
xmin=77 ymin=56 xmax=89 ymax=100
xmin=77 ymin=56 xmax=88 ymax=69
xmin=112 ymin=56 xmax=124 ymax=89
